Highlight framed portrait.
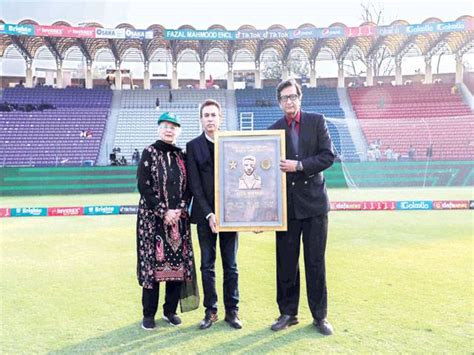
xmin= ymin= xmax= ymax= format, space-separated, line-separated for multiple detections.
xmin=214 ymin=130 xmax=287 ymax=232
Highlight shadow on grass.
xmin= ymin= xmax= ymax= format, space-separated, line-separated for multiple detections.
xmin=52 ymin=318 xmax=234 ymax=354
xmin=198 ymin=324 xmax=325 ymax=354
xmin=53 ymin=319 xmax=325 ymax=354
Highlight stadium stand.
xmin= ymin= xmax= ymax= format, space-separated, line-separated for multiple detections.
xmin=235 ymin=87 xmax=359 ymax=161
xmin=236 ymin=87 xmax=344 ymax=116
xmin=349 ymin=84 xmax=473 ymax=160
xmin=2 ymin=87 xmax=111 ymax=108
xmin=349 ymin=84 xmax=471 ymax=119
xmin=113 ymin=89 xmax=227 ymax=160
xmin=0 ymin=87 xmax=112 ymax=167
xmin=1 ymin=84 xmax=471 ymax=167
xmin=358 ymin=116 xmax=474 ymax=161
xmin=0 ymin=16 xmax=471 ymax=192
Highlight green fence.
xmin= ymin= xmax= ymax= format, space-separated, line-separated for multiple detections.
xmin=0 ymin=166 xmax=138 ymax=196
xmin=0 ymin=161 xmax=472 ymax=196
xmin=343 ymin=161 xmax=474 ymax=187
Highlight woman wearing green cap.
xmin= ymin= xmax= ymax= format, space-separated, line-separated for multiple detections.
xmin=136 ymin=112 xmax=198 ymax=330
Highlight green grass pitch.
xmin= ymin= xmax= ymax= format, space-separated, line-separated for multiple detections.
xmin=1 ymin=187 xmax=473 ymax=353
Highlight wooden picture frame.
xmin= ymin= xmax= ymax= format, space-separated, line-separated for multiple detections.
xmin=214 ymin=130 xmax=287 ymax=232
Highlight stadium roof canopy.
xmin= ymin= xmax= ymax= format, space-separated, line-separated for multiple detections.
xmin=1 ymin=16 xmax=473 ymax=64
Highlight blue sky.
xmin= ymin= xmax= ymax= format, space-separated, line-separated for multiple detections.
xmin=1 ymin=0 xmax=472 ymax=29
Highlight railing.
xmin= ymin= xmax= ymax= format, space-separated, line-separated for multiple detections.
xmin=239 ymin=112 xmax=254 ymax=131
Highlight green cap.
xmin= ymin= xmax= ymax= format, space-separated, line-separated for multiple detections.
xmin=157 ymin=112 xmax=181 ymax=127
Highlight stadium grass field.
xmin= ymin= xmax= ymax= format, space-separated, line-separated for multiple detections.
xmin=1 ymin=187 xmax=473 ymax=353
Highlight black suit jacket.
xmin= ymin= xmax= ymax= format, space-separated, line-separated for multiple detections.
xmin=269 ymin=111 xmax=335 ymax=219
xmin=186 ymin=132 xmax=215 ymax=224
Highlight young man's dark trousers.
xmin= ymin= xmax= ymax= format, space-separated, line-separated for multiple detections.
xmin=197 ymin=224 xmax=239 ymax=314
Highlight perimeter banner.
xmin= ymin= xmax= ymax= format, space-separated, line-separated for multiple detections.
xmin=432 ymin=200 xmax=469 ymax=210
xmin=11 ymin=207 xmax=48 ymax=217
xmin=164 ymin=20 xmax=472 ymax=40
xmin=0 ymin=23 xmax=152 ymax=39
xmin=119 ymin=205 xmax=139 ymax=214
xmin=0 ymin=23 xmax=35 ymax=36
xmin=1 ymin=20 xmax=469 ymax=40
xmin=84 ymin=206 xmax=120 ymax=215
xmin=397 ymin=201 xmax=433 ymax=211
xmin=34 ymin=25 xmax=96 ymax=38
xmin=164 ymin=29 xmax=236 ymax=40
xmin=48 ymin=207 xmax=84 ymax=216
xmin=95 ymin=28 xmax=125 ymax=39
xmin=0 ymin=208 xmax=11 ymax=217
xmin=330 ymin=201 xmax=397 ymax=210
xmin=1 ymin=201 xmax=470 ymax=218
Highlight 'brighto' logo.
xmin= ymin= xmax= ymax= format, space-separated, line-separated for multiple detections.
xmin=95 ymin=206 xmax=115 ymax=213
xmin=19 ymin=207 xmax=44 ymax=215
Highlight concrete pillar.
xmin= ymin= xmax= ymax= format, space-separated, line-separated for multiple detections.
xmin=309 ymin=60 xmax=317 ymax=88
xmin=171 ymin=61 xmax=178 ymax=89
xmin=115 ymin=61 xmax=122 ymax=90
xmin=199 ymin=62 xmax=206 ymax=89
xmin=366 ymin=57 xmax=373 ymax=86
xmin=56 ymin=60 xmax=63 ymax=88
xmin=85 ymin=60 xmax=93 ymax=89
xmin=227 ymin=61 xmax=234 ymax=90
xmin=143 ymin=61 xmax=151 ymax=90
xmin=281 ymin=62 xmax=289 ymax=81
xmin=424 ymin=56 xmax=432 ymax=84
xmin=337 ymin=59 xmax=345 ymax=88
xmin=254 ymin=61 xmax=262 ymax=89
xmin=455 ymin=54 xmax=463 ymax=84
xmin=25 ymin=59 xmax=33 ymax=88
xmin=395 ymin=57 xmax=402 ymax=85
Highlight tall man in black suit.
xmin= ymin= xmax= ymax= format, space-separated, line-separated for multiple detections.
xmin=186 ymin=99 xmax=242 ymax=330
xmin=269 ymin=79 xmax=335 ymax=335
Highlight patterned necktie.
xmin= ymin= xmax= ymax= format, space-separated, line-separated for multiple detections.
xmin=290 ymin=119 xmax=299 ymax=153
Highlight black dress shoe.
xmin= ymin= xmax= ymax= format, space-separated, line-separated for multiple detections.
xmin=163 ymin=313 xmax=182 ymax=326
xmin=141 ymin=317 xmax=155 ymax=330
xmin=199 ymin=312 xmax=218 ymax=330
xmin=313 ymin=318 xmax=334 ymax=335
xmin=224 ymin=311 xmax=242 ymax=329
xmin=271 ymin=314 xmax=299 ymax=331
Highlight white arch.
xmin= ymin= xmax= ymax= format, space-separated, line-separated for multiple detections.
xmin=64 ymin=46 xmax=85 ymax=62
xmin=94 ymin=48 xmax=115 ymax=62
xmin=205 ymin=47 xmax=226 ymax=63
xmin=177 ymin=48 xmax=199 ymax=63
xmin=316 ymin=47 xmax=337 ymax=61
xmin=121 ymin=47 xmax=144 ymax=63
xmin=233 ymin=48 xmax=254 ymax=63
xmin=34 ymin=45 xmax=55 ymax=60
xmin=149 ymin=47 xmax=172 ymax=63
xmin=287 ymin=47 xmax=310 ymax=78
xmin=3 ymin=44 xmax=24 ymax=59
